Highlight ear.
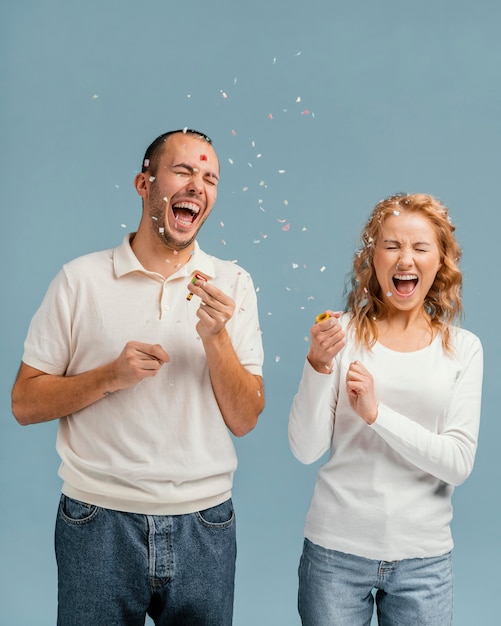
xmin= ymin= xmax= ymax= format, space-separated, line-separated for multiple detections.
xmin=134 ymin=172 xmax=149 ymax=200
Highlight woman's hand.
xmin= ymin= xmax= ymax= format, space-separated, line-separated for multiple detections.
xmin=307 ymin=311 xmax=345 ymax=374
xmin=346 ymin=360 xmax=378 ymax=424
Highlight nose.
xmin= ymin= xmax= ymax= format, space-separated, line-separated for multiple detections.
xmin=187 ymin=172 xmax=204 ymax=194
xmin=397 ymin=247 xmax=414 ymax=269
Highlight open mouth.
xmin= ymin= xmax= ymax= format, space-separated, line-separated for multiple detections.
xmin=172 ymin=201 xmax=200 ymax=228
xmin=392 ymin=273 xmax=418 ymax=296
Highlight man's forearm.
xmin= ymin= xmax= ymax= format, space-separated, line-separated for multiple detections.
xmin=201 ymin=329 xmax=264 ymax=437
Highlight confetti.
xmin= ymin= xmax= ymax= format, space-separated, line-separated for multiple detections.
xmin=278 ymin=169 xmax=286 ymax=174
xmin=282 ymin=223 xmax=291 ymax=231
xmin=200 ymin=154 xmax=207 ymax=161
xmin=268 ymin=113 xmax=273 ymax=120
xmin=149 ymin=176 xmax=155 ymax=182
xmin=228 ymin=158 xmax=234 ymax=165
xmin=296 ymin=96 xmax=301 ymax=103
xmin=143 ymin=159 xmax=150 ymax=167
xmin=320 ymin=266 xmax=326 ymax=272
xmin=393 ymin=210 xmax=400 ymax=216
xmin=386 ymin=291 xmax=393 ymax=297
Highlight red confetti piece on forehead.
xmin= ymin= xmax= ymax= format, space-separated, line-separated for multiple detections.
xmin=200 ymin=154 xmax=207 ymax=161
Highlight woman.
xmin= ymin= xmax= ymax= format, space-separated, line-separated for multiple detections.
xmin=288 ymin=193 xmax=483 ymax=625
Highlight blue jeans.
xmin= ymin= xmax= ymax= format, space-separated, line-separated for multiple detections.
xmin=55 ymin=495 xmax=236 ymax=625
xmin=298 ymin=539 xmax=453 ymax=626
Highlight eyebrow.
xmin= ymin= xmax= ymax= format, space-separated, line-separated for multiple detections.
xmin=383 ymin=239 xmax=431 ymax=246
xmin=172 ymin=162 xmax=219 ymax=180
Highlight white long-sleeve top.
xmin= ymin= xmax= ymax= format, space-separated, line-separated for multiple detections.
xmin=289 ymin=316 xmax=483 ymax=561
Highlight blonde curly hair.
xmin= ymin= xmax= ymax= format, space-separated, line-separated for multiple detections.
xmin=346 ymin=193 xmax=463 ymax=352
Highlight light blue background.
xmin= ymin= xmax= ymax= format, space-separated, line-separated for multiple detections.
xmin=1 ymin=1 xmax=499 ymax=624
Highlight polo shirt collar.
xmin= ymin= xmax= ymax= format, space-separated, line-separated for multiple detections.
xmin=113 ymin=234 xmax=216 ymax=280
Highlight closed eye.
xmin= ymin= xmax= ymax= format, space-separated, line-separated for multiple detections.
xmin=204 ymin=175 xmax=218 ymax=186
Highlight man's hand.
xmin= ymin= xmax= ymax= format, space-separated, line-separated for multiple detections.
xmin=187 ymin=280 xmax=235 ymax=338
xmin=110 ymin=342 xmax=170 ymax=390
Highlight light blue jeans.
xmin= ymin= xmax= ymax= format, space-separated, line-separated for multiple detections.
xmin=55 ymin=495 xmax=236 ymax=625
xmin=298 ymin=538 xmax=453 ymax=626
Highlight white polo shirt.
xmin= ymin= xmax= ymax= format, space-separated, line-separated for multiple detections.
xmin=22 ymin=234 xmax=264 ymax=515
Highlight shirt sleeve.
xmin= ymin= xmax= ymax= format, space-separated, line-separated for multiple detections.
xmin=228 ymin=271 xmax=264 ymax=375
xmin=288 ymin=358 xmax=339 ymax=464
xmin=371 ymin=334 xmax=483 ymax=486
xmin=22 ymin=267 xmax=73 ymax=375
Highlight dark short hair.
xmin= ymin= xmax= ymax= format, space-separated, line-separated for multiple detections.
xmin=141 ymin=129 xmax=213 ymax=173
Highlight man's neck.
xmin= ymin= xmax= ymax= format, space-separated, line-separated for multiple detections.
xmin=130 ymin=232 xmax=195 ymax=279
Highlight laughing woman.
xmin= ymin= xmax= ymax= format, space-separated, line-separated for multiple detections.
xmin=288 ymin=193 xmax=483 ymax=626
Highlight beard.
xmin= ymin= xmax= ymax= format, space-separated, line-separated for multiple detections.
xmin=148 ymin=182 xmax=202 ymax=251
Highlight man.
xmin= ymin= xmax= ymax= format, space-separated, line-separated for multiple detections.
xmin=11 ymin=129 xmax=265 ymax=625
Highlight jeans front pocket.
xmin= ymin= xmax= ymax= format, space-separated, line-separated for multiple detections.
xmin=196 ymin=498 xmax=235 ymax=529
xmin=58 ymin=494 xmax=99 ymax=525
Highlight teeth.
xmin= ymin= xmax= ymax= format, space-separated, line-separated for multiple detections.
xmin=173 ymin=202 xmax=200 ymax=214
xmin=394 ymin=274 xmax=417 ymax=280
